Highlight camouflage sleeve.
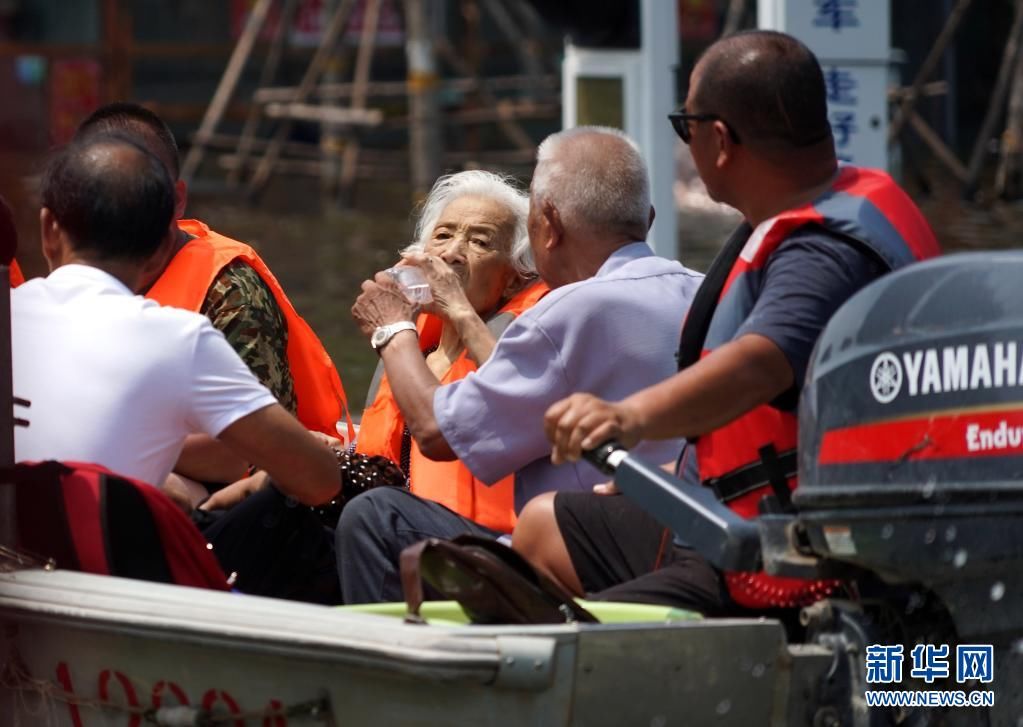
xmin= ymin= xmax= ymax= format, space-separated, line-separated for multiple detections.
xmin=200 ymin=260 xmax=298 ymax=415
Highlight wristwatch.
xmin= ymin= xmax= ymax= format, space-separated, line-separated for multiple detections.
xmin=371 ymin=320 xmax=417 ymax=351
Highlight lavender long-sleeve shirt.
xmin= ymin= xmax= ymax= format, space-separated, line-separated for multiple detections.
xmin=433 ymin=242 xmax=704 ymax=512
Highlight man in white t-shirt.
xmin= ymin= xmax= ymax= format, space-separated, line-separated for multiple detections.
xmin=13 ymin=132 xmax=339 ymax=508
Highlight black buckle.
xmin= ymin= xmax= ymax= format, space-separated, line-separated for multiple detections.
xmin=706 ymin=445 xmax=797 ymax=511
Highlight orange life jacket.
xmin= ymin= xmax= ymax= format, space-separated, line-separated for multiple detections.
xmin=691 ymin=166 xmax=940 ymax=609
xmin=146 ymin=219 xmax=354 ymax=441
xmin=357 ymin=280 xmax=549 ymax=533
xmin=9 ymin=260 xmax=24 ymax=287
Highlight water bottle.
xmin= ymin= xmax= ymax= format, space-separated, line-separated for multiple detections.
xmin=385 ymin=266 xmax=433 ymax=304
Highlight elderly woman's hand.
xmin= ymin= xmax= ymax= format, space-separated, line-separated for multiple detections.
xmin=400 ymin=251 xmax=475 ymax=322
xmin=351 ymin=271 xmax=417 ymax=338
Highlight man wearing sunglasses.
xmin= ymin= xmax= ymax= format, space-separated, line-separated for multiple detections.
xmin=514 ymin=30 xmax=940 ymax=617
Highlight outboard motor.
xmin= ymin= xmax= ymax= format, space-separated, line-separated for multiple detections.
xmin=589 ymin=253 xmax=1023 ymax=725
xmin=795 ymin=252 xmax=1023 ymax=725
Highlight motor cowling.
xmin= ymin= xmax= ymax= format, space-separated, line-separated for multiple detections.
xmin=793 ymin=253 xmax=1023 ymax=725
xmin=797 ymin=251 xmax=1023 ymax=509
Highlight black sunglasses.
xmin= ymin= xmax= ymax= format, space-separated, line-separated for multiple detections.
xmin=668 ymin=107 xmax=742 ymax=145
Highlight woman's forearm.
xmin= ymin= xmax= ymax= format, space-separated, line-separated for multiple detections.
xmin=448 ymin=306 xmax=498 ymax=365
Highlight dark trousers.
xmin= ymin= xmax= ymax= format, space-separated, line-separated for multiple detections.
xmin=554 ymin=491 xmax=733 ymax=615
xmin=197 ymin=486 xmax=340 ymax=604
xmin=554 ymin=492 xmax=808 ymax=637
xmin=335 ymin=487 xmax=500 ymax=604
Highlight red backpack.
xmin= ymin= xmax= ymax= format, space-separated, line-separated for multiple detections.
xmin=8 ymin=460 xmax=229 ymax=591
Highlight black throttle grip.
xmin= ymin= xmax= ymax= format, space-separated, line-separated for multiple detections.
xmin=582 ymin=440 xmax=626 ymax=475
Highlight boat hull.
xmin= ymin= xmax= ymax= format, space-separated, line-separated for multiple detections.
xmin=0 ymin=569 xmax=814 ymax=725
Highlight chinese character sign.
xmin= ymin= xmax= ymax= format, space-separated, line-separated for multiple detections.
xmin=760 ymin=0 xmax=888 ymax=61
xmin=813 ymin=0 xmax=860 ymax=32
xmin=824 ymin=67 xmax=858 ymax=163
xmin=821 ymin=64 xmax=887 ymax=169
xmin=758 ymin=0 xmax=890 ymax=170
xmin=825 ymin=68 xmax=858 ymax=105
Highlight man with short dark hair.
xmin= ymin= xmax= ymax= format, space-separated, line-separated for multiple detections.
xmin=74 ymin=104 xmax=353 ymax=452
xmin=13 ymin=133 xmax=339 ymax=513
xmin=515 ymin=31 xmax=940 ymax=615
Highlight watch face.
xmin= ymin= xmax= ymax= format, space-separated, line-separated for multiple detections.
xmin=371 ymin=327 xmax=388 ymax=349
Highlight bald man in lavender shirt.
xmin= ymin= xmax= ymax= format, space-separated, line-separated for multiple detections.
xmin=339 ymin=127 xmax=702 ymax=604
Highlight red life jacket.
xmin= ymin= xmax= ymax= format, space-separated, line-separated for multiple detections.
xmin=357 ymin=280 xmax=549 ymax=533
xmin=9 ymin=260 xmax=24 ymax=287
xmin=693 ymin=166 xmax=940 ymax=608
xmin=146 ymin=220 xmax=354 ymax=441
xmin=9 ymin=460 xmax=230 ymax=590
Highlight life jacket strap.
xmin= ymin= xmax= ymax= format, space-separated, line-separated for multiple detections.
xmin=705 ymin=445 xmax=798 ymax=511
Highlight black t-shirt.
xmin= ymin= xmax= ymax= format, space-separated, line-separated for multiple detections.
xmin=734 ymin=223 xmax=887 ymax=411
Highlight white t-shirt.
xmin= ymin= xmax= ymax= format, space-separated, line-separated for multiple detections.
xmin=12 ymin=264 xmax=277 ymax=486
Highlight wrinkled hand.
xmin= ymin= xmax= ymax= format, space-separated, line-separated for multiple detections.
xmin=199 ymin=471 xmax=271 ymax=511
xmin=399 ymin=252 xmax=474 ymax=322
xmin=544 ymin=393 xmax=643 ymax=466
xmin=351 ymin=272 xmax=417 ymax=338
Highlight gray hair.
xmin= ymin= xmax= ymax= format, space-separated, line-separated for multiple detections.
xmin=404 ymin=170 xmax=535 ymax=278
xmin=531 ymin=126 xmax=650 ymax=237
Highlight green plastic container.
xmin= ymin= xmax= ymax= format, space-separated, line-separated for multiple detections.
xmin=342 ymin=600 xmax=700 ymax=626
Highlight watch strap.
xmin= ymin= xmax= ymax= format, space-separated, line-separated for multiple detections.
xmin=372 ymin=320 xmax=417 ymax=350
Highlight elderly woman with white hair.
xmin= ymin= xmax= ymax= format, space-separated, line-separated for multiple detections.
xmin=354 ymin=170 xmax=547 ymax=534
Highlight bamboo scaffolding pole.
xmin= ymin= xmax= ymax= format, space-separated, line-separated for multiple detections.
xmin=995 ymin=39 xmax=1023 ymax=197
xmin=181 ymin=0 xmax=273 ymax=182
xmin=888 ymin=0 xmax=973 ymax=143
xmin=220 ymin=155 xmax=403 ymax=180
xmin=908 ymin=112 xmax=969 ymax=182
xmin=888 ymin=81 xmax=948 ymax=101
xmin=338 ymin=0 xmax=383 ymax=202
xmin=435 ymin=37 xmax=533 ymax=151
xmin=263 ymin=103 xmax=384 ymax=124
xmin=219 ymin=147 xmax=536 ymax=176
xmin=965 ymin=0 xmax=1023 ymax=193
xmin=203 ymin=133 xmax=324 ymax=158
xmin=230 ymin=0 xmax=301 ymax=187
xmin=404 ymin=0 xmax=443 ymax=199
xmin=247 ymin=0 xmax=359 ymax=197
xmin=479 ymin=0 xmax=542 ymax=85
xmin=254 ymin=74 xmax=559 ymax=103
xmin=721 ymin=0 xmax=747 ymax=37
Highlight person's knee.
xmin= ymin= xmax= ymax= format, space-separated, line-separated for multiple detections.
xmin=336 ymin=487 xmax=401 ymax=549
xmin=512 ymin=492 xmax=559 ymax=564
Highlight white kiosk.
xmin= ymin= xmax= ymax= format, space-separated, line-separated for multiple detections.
xmin=760 ymin=0 xmax=891 ymax=170
xmin=561 ymin=0 xmax=680 ymax=260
